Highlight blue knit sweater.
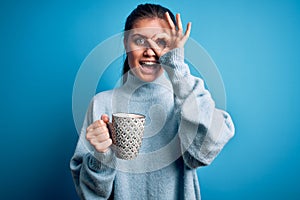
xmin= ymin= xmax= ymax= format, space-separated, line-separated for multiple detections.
xmin=70 ymin=48 xmax=235 ymax=200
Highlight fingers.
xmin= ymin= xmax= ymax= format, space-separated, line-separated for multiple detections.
xmin=165 ymin=12 xmax=175 ymax=29
xmin=86 ymin=120 xmax=101 ymax=132
xmin=87 ymin=114 xmax=110 ymax=132
xmin=165 ymin=12 xmax=184 ymax=32
xmin=163 ymin=12 xmax=191 ymax=49
xmin=93 ymin=138 xmax=112 ymax=153
xmin=147 ymin=38 xmax=162 ymax=56
xmin=181 ymin=22 xmax=192 ymax=44
xmin=101 ymin=114 xmax=109 ymax=123
xmin=151 ymin=33 xmax=170 ymax=47
xmin=176 ymin=13 xmax=183 ymax=32
xmin=86 ymin=115 xmax=112 ymax=153
xmin=89 ymin=131 xmax=110 ymax=144
xmin=184 ymin=22 xmax=192 ymax=39
xmin=86 ymin=124 xmax=109 ymax=140
xmin=86 ymin=127 xmax=112 ymax=152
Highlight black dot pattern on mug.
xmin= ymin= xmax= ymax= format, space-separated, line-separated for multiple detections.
xmin=111 ymin=114 xmax=145 ymax=160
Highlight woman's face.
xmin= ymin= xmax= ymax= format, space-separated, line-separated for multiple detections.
xmin=125 ymin=18 xmax=170 ymax=82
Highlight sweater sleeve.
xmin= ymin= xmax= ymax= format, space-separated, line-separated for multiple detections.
xmin=159 ymin=48 xmax=235 ymax=168
xmin=70 ymin=98 xmax=116 ymax=199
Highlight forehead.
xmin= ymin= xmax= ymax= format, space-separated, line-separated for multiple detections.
xmin=129 ymin=18 xmax=170 ymax=37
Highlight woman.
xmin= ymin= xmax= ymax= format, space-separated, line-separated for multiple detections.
xmin=70 ymin=3 xmax=234 ymax=200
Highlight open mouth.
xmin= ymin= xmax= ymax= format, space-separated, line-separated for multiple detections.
xmin=139 ymin=61 xmax=161 ymax=74
xmin=139 ymin=61 xmax=160 ymax=68
xmin=139 ymin=60 xmax=160 ymax=66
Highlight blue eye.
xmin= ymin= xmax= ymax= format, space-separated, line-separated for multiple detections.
xmin=135 ymin=38 xmax=145 ymax=46
xmin=156 ymin=39 xmax=167 ymax=47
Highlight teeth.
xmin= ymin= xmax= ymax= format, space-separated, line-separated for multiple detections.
xmin=141 ymin=61 xmax=157 ymax=65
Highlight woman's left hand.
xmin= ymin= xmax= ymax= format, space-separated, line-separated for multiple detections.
xmin=148 ymin=12 xmax=191 ymax=57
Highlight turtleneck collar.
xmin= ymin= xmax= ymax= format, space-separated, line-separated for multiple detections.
xmin=120 ymin=72 xmax=173 ymax=101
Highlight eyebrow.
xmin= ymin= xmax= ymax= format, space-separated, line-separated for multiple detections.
xmin=130 ymin=33 xmax=147 ymax=38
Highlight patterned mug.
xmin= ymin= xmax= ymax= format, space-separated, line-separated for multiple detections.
xmin=108 ymin=113 xmax=146 ymax=160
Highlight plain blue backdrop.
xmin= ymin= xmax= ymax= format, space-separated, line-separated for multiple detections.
xmin=1 ymin=0 xmax=300 ymax=199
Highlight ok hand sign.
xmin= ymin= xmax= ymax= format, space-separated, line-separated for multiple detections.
xmin=149 ymin=12 xmax=192 ymax=57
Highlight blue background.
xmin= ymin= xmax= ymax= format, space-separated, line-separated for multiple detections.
xmin=1 ymin=0 xmax=299 ymax=199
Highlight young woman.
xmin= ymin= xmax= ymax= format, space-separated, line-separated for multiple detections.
xmin=70 ymin=3 xmax=234 ymax=200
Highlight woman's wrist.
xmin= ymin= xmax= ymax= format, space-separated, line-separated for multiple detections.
xmin=159 ymin=48 xmax=185 ymax=66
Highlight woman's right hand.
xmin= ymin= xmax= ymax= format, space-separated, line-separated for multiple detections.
xmin=86 ymin=114 xmax=112 ymax=153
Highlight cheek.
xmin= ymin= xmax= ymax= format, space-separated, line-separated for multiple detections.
xmin=127 ymin=51 xmax=141 ymax=68
xmin=127 ymin=53 xmax=134 ymax=68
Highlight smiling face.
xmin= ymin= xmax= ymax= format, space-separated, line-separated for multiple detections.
xmin=124 ymin=18 xmax=170 ymax=82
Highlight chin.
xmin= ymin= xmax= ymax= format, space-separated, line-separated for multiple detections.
xmin=138 ymin=75 xmax=158 ymax=82
xmin=130 ymin=67 xmax=163 ymax=82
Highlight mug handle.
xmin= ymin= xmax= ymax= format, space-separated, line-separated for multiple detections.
xmin=107 ymin=122 xmax=115 ymax=145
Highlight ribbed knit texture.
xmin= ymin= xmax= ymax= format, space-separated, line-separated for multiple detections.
xmin=70 ymin=48 xmax=235 ymax=200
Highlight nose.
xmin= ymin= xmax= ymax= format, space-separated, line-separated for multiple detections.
xmin=143 ymin=48 xmax=156 ymax=57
